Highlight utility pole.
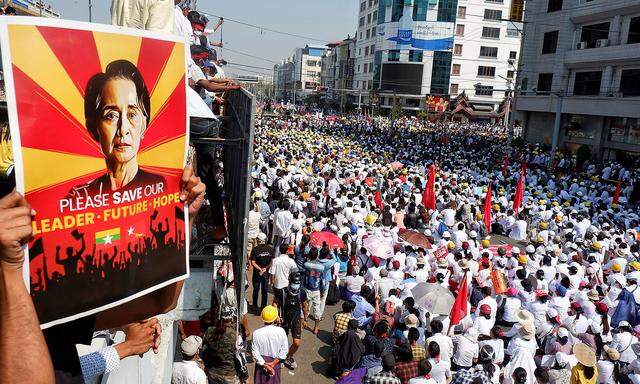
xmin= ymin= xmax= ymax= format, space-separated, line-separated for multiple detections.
xmin=88 ymin=0 xmax=92 ymax=22
xmin=551 ymin=90 xmax=565 ymax=162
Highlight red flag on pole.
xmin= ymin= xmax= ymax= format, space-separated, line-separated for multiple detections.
xmin=513 ymin=165 xmax=525 ymax=215
xmin=374 ymin=190 xmax=384 ymax=210
xmin=613 ymin=181 xmax=621 ymax=205
xmin=422 ymin=165 xmax=436 ymax=210
xmin=483 ymin=184 xmax=492 ymax=232
xmin=449 ymin=272 xmax=469 ymax=326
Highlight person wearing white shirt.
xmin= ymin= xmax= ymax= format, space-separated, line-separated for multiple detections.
xmin=424 ymin=342 xmax=451 ymax=384
xmin=451 ymin=328 xmax=480 ymax=369
xmin=111 ymin=0 xmax=175 ymax=34
xmin=172 ymin=336 xmax=207 ymax=384
xmin=269 ymin=252 xmax=297 ymax=302
xmin=251 ymin=308 xmax=289 ymax=381
xmin=426 ymin=320 xmax=453 ymax=362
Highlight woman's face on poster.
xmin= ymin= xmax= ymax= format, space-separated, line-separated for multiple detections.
xmin=96 ymin=78 xmax=147 ymax=165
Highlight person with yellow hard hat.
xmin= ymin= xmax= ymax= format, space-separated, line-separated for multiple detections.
xmin=252 ymin=305 xmax=289 ymax=384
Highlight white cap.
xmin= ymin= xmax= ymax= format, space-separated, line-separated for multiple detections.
xmin=557 ymin=328 xmax=569 ymax=338
xmin=442 ymin=231 xmax=451 ymax=238
xmin=547 ymin=308 xmax=558 ymax=318
xmin=525 ymin=245 xmax=535 ymax=254
xmin=469 ymin=230 xmax=478 ymax=238
xmin=258 ymin=232 xmax=267 ymax=242
xmin=181 ymin=335 xmax=202 ymax=357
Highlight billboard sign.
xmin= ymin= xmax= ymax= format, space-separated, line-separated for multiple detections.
xmin=380 ymin=21 xmax=454 ymax=52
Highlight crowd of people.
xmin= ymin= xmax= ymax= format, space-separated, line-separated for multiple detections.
xmin=189 ymin=110 xmax=640 ymax=384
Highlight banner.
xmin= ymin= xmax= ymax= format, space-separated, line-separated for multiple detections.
xmin=377 ymin=21 xmax=454 ymax=52
xmin=426 ymin=95 xmax=449 ymax=112
xmin=433 ymin=245 xmax=447 ymax=260
xmin=0 ymin=18 xmax=189 ymax=328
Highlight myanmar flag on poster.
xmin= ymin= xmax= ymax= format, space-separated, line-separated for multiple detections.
xmin=95 ymin=228 xmax=121 ymax=245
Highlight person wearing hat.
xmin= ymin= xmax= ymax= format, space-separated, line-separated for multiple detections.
xmin=596 ymin=345 xmax=621 ymax=384
xmin=272 ymin=271 xmax=308 ymax=370
xmin=202 ymin=306 xmax=240 ymax=384
xmin=412 ymin=257 xmax=430 ymax=283
xmin=500 ymin=288 xmax=523 ymax=326
xmin=251 ymin=305 xmax=289 ymax=384
xmin=250 ymin=232 xmax=275 ymax=314
xmin=172 ymin=335 xmax=207 ymax=384
xmin=612 ymin=321 xmax=639 ymax=365
xmin=472 ymin=304 xmax=494 ymax=337
xmin=571 ymin=343 xmax=598 ymax=384
xmin=503 ymin=320 xmax=537 ymax=384
xmin=547 ymin=352 xmax=572 ymax=384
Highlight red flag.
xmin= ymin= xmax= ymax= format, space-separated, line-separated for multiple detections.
xmin=513 ymin=165 xmax=525 ymax=215
xmin=422 ymin=165 xmax=437 ymax=210
xmin=501 ymin=155 xmax=509 ymax=176
xmin=483 ymin=184 xmax=492 ymax=231
xmin=449 ymin=273 xmax=468 ymax=326
xmin=613 ymin=181 xmax=621 ymax=205
xmin=374 ymin=190 xmax=384 ymax=210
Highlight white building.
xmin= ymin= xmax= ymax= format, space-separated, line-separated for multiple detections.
xmin=514 ymin=0 xmax=640 ymax=164
xmin=353 ymin=0 xmax=380 ymax=110
xmin=292 ymin=45 xmax=327 ymax=102
xmin=450 ymin=0 xmax=522 ymax=112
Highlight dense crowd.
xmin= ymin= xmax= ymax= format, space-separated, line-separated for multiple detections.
xmin=196 ymin=111 xmax=640 ymax=384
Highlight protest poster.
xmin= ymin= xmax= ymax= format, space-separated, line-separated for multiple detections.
xmin=433 ymin=245 xmax=447 ymax=260
xmin=0 ymin=17 xmax=189 ymax=328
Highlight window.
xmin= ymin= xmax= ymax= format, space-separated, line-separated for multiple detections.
xmin=359 ymin=32 xmax=363 ymax=40
xmin=482 ymin=27 xmax=500 ymax=39
xmin=307 ymin=60 xmax=317 ymax=67
xmin=392 ymin=0 xmax=405 ymax=21
xmin=413 ymin=0 xmax=428 ymax=21
xmin=477 ymin=66 xmax=496 ymax=77
xmin=373 ymin=10 xmax=378 ymax=21
xmin=369 ymin=0 xmax=373 ymax=6
xmin=620 ymin=69 xmax=640 ymax=96
xmin=388 ymin=49 xmax=400 ymax=62
xmin=366 ymin=29 xmax=371 ymax=39
xmin=629 ymin=17 xmax=640 ymax=44
xmin=485 ymin=0 xmax=503 ymax=3
xmin=507 ymin=27 xmax=519 ymax=37
xmin=364 ymin=63 xmax=368 ymax=72
xmin=458 ymin=6 xmax=466 ymax=18
xmin=484 ymin=9 xmax=502 ymax=21
xmin=475 ymin=85 xmax=494 ymax=96
xmin=365 ymin=46 xmax=369 ymax=56
xmin=370 ymin=44 xmax=375 ymax=55
xmin=367 ymin=13 xmax=372 ymax=24
xmin=537 ymin=73 xmax=553 ymax=94
xmin=542 ymin=31 xmax=558 ymax=54
xmin=456 ymin=24 xmax=465 ymax=36
xmin=437 ymin=0 xmax=457 ymax=22
xmin=430 ymin=51 xmax=452 ymax=95
xmin=507 ymin=70 xmax=514 ymax=79
xmin=409 ymin=50 xmax=424 ymax=62
xmin=609 ymin=117 xmax=640 ymax=145
xmin=573 ymin=71 xmax=602 ymax=95
xmin=509 ymin=51 xmax=517 ymax=60
xmin=479 ymin=46 xmax=498 ymax=57
xmin=377 ymin=0 xmax=386 ymax=23
xmin=580 ymin=22 xmax=610 ymax=48
xmin=359 ymin=17 xmax=365 ymax=27
xmin=360 ymin=1 xmax=366 ymax=12
xmin=454 ymin=44 xmax=463 ymax=55
xmin=450 ymin=83 xmax=459 ymax=94
xmin=359 ymin=48 xmax=362 ymax=56
xmin=547 ymin=0 xmax=562 ymax=12
xmin=452 ymin=63 xmax=461 ymax=75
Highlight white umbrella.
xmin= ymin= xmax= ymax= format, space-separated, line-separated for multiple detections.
xmin=411 ymin=283 xmax=455 ymax=315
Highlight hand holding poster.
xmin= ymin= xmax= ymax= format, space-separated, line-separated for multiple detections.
xmin=0 ymin=18 xmax=189 ymax=328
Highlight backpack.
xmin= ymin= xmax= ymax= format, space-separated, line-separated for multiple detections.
xmin=326 ymin=278 xmax=341 ymax=306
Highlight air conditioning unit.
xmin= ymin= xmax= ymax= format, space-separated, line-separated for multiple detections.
xmin=577 ymin=41 xmax=588 ymax=49
xmin=596 ymin=39 xmax=609 ymax=47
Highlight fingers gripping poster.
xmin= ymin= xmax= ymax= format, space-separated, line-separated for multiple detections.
xmin=0 ymin=18 xmax=189 ymax=328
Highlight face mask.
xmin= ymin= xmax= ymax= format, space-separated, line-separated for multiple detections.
xmin=289 ymin=283 xmax=300 ymax=292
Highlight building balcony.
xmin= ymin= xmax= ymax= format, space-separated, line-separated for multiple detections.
xmin=572 ymin=0 xmax=640 ymax=24
xmin=564 ymin=42 xmax=640 ymax=68
xmin=515 ymin=93 xmax=640 ymax=118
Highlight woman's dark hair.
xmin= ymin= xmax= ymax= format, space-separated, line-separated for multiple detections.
xmin=342 ymin=299 xmax=356 ymax=313
xmin=513 ymin=367 xmax=527 ymax=384
xmin=394 ymin=342 xmax=413 ymax=362
xmin=583 ymin=365 xmax=595 ymax=379
xmin=417 ymin=359 xmax=432 ymax=376
xmin=427 ymin=341 xmax=440 ymax=357
xmin=84 ymin=60 xmax=150 ymax=141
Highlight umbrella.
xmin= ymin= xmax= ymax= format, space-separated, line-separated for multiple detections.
xmin=310 ymin=231 xmax=345 ymax=249
xmin=363 ymin=235 xmax=394 ymax=259
xmin=398 ymin=229 xmax=432 ymax=249
xmin=390 ymin=161 xmax=404 ymax=170
xmin=411 ymin=283 xmax=456 ymax=315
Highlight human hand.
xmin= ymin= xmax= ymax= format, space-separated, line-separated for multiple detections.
xmin=0 ymin=191 xmax=34 ymax=270
xmin=180 ymin=165 xmax=206 ymax=217
xmin=115 ymin=318 xmax=161 ymax=359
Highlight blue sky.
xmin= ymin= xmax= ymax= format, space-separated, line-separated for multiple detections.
xmin=47 ymin=1 xmax=359 ymax=77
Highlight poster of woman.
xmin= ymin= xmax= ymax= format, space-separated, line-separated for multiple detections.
xmin=0 ymin=17 xmax=189 ymax=328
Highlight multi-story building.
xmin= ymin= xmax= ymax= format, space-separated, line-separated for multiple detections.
xmin=273 ymin=59 xmax=295 ymax=101
xmin=514 ymin=0 xmax=640 ymax=164
xmin=2 ymin=0 xmax=59 ymax=17
xmin=353 ymin=0 xmax=380 ymax=111
xmin=292 ymin=45 xmax=327 ymax=102
xmin=451 ymin=0 xmax=522 ymax=113
xmin=372 ymin=0 xmax=457 ymax=113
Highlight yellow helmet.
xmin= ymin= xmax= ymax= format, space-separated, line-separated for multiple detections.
xmin=547 ymin=192 xmax=554 ymax=198
xmin=612 ymin=263 xmax=622 ymax=273
xmin=493 ymin=204 xmax=500 ymax=211
xmin=563 ymin=201 xmax=571 ymax=207
xmin=539 ymin=222 xmax=548 ymax=230
xmin=555 ymin=215 xmax=563 ymax=223
xmin=552 ymin=201 xmax=559 ymax=207
xmin=447 ymin=241 xmax=456 ymax=250
xmin=481 ymin=239 xmax=490 ymax=248
xmin=629 ymin=261 xmax=640 ymax=271
xmin=591 ymin=242 xmax=602 ymax=251
xmin=261 ymin=305 xmax=279 ymax=323
xmin=612 ymin=203 xmax=618 ymax=209
xmin=539 ymin=199 xmax=547 ymax=205
xmin=518 ymin=255 xmax=528 ymax=264
xmin=584 ymin=201 xmax=591 ymax=207
xmin=535 ymin=236 xmax=544 ymax=243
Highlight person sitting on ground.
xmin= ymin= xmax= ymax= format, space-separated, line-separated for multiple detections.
xmin=172 ymin=335 xmax=207 ymax=384
xmin=333 ymin=299 xmax=356 ymax=344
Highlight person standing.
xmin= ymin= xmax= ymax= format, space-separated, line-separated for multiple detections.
xmin=250 ymin=233 xmax=274 ymax=313
xmin=272 ymin=200 xmax=294 ymax=256
xmin=202 ymin=307 xmax=239 ymax=384
xmin=272 ymin=272 xmax=307 ymax=370
xmin=172 ymin=336 xmax=207 ymax=384
xmin=269 ymin=244 xmax=297 ymax=306
xmin=247 ymin=202 xmax=262 ymax=260
xmin=251 ymin=306 xmax=289 ymax=384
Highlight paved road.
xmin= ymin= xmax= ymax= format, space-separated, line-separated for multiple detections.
xmin=246 ymin=289 xmax=339 ymax=384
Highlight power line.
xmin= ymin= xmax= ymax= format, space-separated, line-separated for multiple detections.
xmin=222 ymin=46 xmax=279 ymax=64
xmin=225 ymin=61 xmax=274 ymax=71
xmin=198 ymin=10 xmax=332 ymax=44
